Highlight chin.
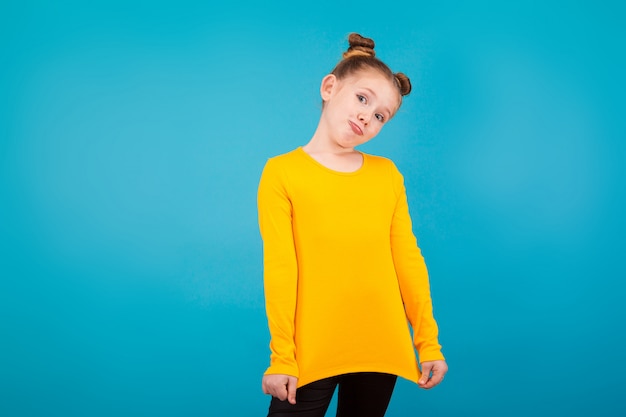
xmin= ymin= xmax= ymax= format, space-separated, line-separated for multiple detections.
xmin=338 ymin=140 xmax=359 ymax=149
xmin=339 ymin=135 xmax=363 ymax=146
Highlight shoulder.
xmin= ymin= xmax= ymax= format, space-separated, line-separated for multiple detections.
xmin=259 ymin=148 xmax=303 ymax=189
xmin=362 ymin=152 xmax=406 ymax=197
xmin=262 ymin=148 xmax=302 ymax=171
xmin=363 ymin=152 xmax=403 ymax=176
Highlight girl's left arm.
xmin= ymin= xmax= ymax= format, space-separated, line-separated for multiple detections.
xmin=389 ymin=163 xmax=445 ymax=365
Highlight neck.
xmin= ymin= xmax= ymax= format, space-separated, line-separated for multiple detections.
xmin=304 ymin=125 xmax=356 ymax=155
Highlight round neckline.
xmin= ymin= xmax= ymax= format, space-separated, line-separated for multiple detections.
xmin=297 ymin=146 xmax=367 ymax=176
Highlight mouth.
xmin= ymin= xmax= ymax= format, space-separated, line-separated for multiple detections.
xmin=349 ymin=121 xmax=363 ymax=136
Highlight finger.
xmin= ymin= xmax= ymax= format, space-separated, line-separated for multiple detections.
xmin=275 ymin=382 xmax=288 ymax=401
xmin=422 ymin=363 xmax=448 ymax=389
xmin=287 ymin=377 xmax=297 ymax=405
xmin=262 ymin=379 xmax=278 ymax=397
xmin=264 ymin=380 xmax=287 ymax=400
xmin=418 ymin=362 xmax=433 ymax=386
xmin=428 ymin=367 xmax=445 ymax=388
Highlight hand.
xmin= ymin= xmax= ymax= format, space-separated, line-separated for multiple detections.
xmin=417 ymin=360 xmax=448 ymax=389
xmin=262 ymin=374 xmax=298 ymax=404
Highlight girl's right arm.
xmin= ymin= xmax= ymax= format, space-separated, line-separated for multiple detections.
xmin=257 ymin=158 xmax=300 ymax=380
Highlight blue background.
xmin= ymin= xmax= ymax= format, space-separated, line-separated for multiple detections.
xmin=1 ymin=1 xmax=624 ymax=416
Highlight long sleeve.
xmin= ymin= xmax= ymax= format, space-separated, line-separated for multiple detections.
xmin=257 ymin=159 xmax=300 ymax=378
xmin=389 ymin=164 xmax=445 ymax=363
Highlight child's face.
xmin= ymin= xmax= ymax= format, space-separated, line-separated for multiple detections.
xmin=321 ymin=69 xmax=401 ymax=149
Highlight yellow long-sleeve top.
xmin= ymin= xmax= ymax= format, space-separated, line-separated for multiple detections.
xmin=258 ymin=147 xmax=444 ymax=388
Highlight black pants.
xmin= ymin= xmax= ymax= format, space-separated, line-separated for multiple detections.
xmin=267 ymin=372 xmax=397 ymax=417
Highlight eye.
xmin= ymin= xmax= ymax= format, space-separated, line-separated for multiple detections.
xmin=375 ymin=113 xmax=385 ymax=122
xmin=357 ymin=94 xmax=367 ymax=104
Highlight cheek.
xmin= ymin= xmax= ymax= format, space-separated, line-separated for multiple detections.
xmin=369 ymin=124 xmax=384 ymax=137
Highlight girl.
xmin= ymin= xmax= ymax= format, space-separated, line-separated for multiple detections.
xmin=257 ymin=33 xmax=447 ymax=417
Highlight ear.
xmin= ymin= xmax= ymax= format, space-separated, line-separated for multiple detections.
xmin=320 ymin=74 xmax=337 ymax=101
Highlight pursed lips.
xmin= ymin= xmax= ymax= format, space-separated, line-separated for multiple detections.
xmin=349 ymin=120 xmax=363 ymax=136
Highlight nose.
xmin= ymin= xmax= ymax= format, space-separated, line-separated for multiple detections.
xmin=358 ymin=112 xmax=371 ymax=125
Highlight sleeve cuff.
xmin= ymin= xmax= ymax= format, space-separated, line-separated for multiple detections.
xmin=265 ymin=363 xmax=300 ymax=379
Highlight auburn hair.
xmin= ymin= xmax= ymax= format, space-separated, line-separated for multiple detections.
xmin=330 ymin=33 xmax=412 ymax=97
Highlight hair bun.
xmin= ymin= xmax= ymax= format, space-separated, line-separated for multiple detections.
xmin=343 ymin=33 xmax=376 ymax=59
xmin=394 ymin=72 xmax=412 ymax=96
